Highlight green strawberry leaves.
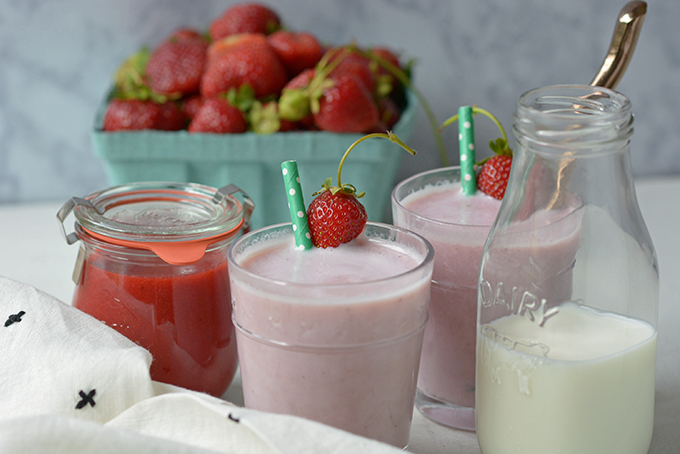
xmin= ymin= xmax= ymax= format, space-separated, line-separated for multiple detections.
xmin=110 ymin=47 xmax=173 ymax=104
xmin=313 ymin=177 xmax=365 ymax=198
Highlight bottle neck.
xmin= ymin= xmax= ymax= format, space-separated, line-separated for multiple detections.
xmin=508 ymin=85 xmax=635 ymax=212
xmin=513 ymin=85 xmax=633 ymax=156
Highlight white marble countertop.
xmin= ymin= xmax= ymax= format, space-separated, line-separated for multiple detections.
xmin=0 ymin=176 xmax=678 ymax=453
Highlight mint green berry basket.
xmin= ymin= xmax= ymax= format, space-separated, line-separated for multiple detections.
xmin=91 ymin=91 xmax=418 ymax=230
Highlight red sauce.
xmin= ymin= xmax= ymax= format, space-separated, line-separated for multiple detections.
xmin=72 ymin=246 xmax=237 ymax=397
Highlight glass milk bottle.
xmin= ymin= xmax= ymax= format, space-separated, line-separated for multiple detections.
xmin=476 ymin=85 xmax=658 ymax=454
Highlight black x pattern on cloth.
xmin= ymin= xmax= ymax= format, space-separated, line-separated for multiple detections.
xmin=5 ymin=311 xmax=25 ymax=327
xmin=76 ymin=389 xmax=96 ymax=409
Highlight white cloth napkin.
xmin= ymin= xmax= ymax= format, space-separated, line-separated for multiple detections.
xmin=0 ymin=276 xmax=405 ymax=454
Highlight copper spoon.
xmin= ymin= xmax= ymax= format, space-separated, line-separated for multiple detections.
xmin=590 ymin=1 xmax=647 ymax=89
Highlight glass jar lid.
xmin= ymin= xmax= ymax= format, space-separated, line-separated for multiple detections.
xmin=58 ymin=182 xmax=254 ymax=264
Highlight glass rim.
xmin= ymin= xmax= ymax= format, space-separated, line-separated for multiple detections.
xmin=392 ymin=165 xmax=499 ymax=228
xmin=517 ymin=84 xmax=632 ymax=117
xmin=227 ymin=221 xmax=435 ymax=290
xmin=513 ymin=84 xmax=634 ymax=152
xmin=74 ymin=181 xmax=245 ymax=244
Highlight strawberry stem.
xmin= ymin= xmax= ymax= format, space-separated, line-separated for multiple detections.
xmin=336 ymin=131 xmax=417 ymax=189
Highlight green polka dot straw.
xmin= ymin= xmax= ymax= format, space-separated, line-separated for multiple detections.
xmin=281 ymin=160 xmax=313 ymax=250
xmin=458 ymin=105 xmax=477 ymax=195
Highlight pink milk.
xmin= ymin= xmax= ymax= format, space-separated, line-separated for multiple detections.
xmin=227 ymin=222 xmax=434 ymax=448
xmin=392 ymin=167 xmax=501 ymax=430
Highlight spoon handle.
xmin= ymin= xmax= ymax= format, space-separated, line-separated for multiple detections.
xmin=590 ymin=1 xmax=647 ymax=89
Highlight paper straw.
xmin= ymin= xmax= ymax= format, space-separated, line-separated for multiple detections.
xmin=281 ymin=160 xmax=313 ymax=250
xmin=458 ymin=105 xmax=477 ymax=195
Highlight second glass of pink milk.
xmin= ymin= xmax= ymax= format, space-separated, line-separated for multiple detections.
xmin=227 ymin=222 xmax=434 ymax=448
xmin=391 ymin=166 xmax=501 ymax=430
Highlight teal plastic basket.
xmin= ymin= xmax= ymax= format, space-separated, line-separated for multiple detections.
xmin=91 ymin=91 xmax=418 ymax=230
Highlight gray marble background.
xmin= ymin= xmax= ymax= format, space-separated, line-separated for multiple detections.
xmin=1 ymin=0 xmax=678 ymax=205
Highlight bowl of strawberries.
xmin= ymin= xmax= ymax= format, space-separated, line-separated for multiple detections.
xmin=92 ymin=2 xmax=418 ymax=230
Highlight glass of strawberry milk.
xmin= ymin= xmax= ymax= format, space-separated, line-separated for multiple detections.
xmin=227 ymin=222 xmax=434 ymax=448
xmin=391 ymin=166 xmax=501 ymax=430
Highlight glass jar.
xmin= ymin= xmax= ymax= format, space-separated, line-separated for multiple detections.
xmin=476 ymin=85 xmax=658 ymax=454
xmin=57 ymin=182 xmax=254 ymax=397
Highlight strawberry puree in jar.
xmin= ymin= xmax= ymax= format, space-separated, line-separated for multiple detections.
xmin=72 ymin=230 xmax=236 ymax=396
xmin=392 ymin=166 xmax=501 ymax=430
xmin=58 ymin=182 xmax=254 ymax=397
xmin=227 ymin=222 xmax=434 ymax=449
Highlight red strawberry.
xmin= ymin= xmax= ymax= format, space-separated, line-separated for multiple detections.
xmin=279 ymin=118 xmax=301 ymax=132
xmin=103 ymin=99 xmax=156 ymax=131
xmin=313 ymin=74 xmax=379 ymax=133
xmin=266 ymin=30 xmax=323 ymax=77
xmin=278 ymin=68 xmax=316 ymax=122
xmin=369 ymin=47 xmax=401 ymax=96
xmin=278 ymin=48 xmax=380 ymax=132
xmin=377 ymin=97 xmax=401 ymax=130
xmin=476 ymin=139 xmax=513 ymax=200
xmin=305 ymin=132 xmax=417 ymax=248
xmin=201 ymin=33 xmax=288 ymax=99
xmin=285 ymin=68 xmax=316 ymax=90
xmin=112 ymin=48 xmax=152 ymax=99
xmin=155 ymin=101 xmax=187 ymax=130
xmin=307 ymin=187 xmax=368 ymax=249
xmin=187 ymin=97 xmax=247 ymax=133
xmin=169 ymin=28 xmax=204 ymax=43
xmin=146 ymin=38 xmax=208 ymax=96
xmin=209 ymin=3 xmax=280 ymax=40
xmin=327 ymin=48 xmax=376 ymax=94
xmin=103 ymin=99 xmax=185 ymax=131
xmin=180 ymin=95 xmax=205 ymax=120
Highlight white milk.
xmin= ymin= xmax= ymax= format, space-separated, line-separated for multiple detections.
xmin=476 ymin=302 xmax=656 ymax=454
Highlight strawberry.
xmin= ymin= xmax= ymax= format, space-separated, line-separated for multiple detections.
xmin=306 ymin=132 xmax=417 ymax=248
xmin=103 ymin=99 xmax=156 ymax=131
xmin=277 ymin=45 xmax=412 ymax=133
xmin=368 ymin=47 xmax=401 ymax=97
xmin=285 ymin=68 xmax=316 ymax=91
xmin=112 ymin=48 xmax=152 ymax=100
xmin=278 ymin=68 xmax=316 ymax=122
xmin=155 ymin=101 xmax=188 ymax=130
xmin=307 ymin=185 xmax=368 ymax=248
xmin=439 ymin=106 xmax=514 ymax=199
xmin=187 ymin=97 xmax=247 ymax=133
xmin=146 ymin=37 xmax=208 ymax=97
xmin=327 ymin=48 xmax=376 ymax=94
xmin=313 ymin=74 xmax=379 ymax=133
xmin=201 ymin=33 xmax=288 ymax=100
xmin=266 ymin=30 xmax=324 ymax=77
xmin=209 ymin=3 xmax=281 ymax=40
xmin=180 ymin=95 xmax=205 ymax=120
xmin=103 ymin=99 xmax=185 ymax=131
xmin=377 ymin=97 xmax=401 ymax=131
xmin=476 ymin=138 xmax=513 ymax=200
xmin=169 ymin=28 xmax=205 ymax=43
xmin=279 ymin=117 xmax=301 ymax=132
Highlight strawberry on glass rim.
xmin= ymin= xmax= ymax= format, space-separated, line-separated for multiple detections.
xmin=307 ymin=132 xmax=417 ymax=248
xmin=440 ymin=106 xmax=513 ymax=200
xmin=476 ymin=137 xmax=513 ymax=200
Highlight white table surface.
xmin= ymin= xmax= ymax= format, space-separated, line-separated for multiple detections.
xmin=0 ymin=176 xmax=678 ymax=453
